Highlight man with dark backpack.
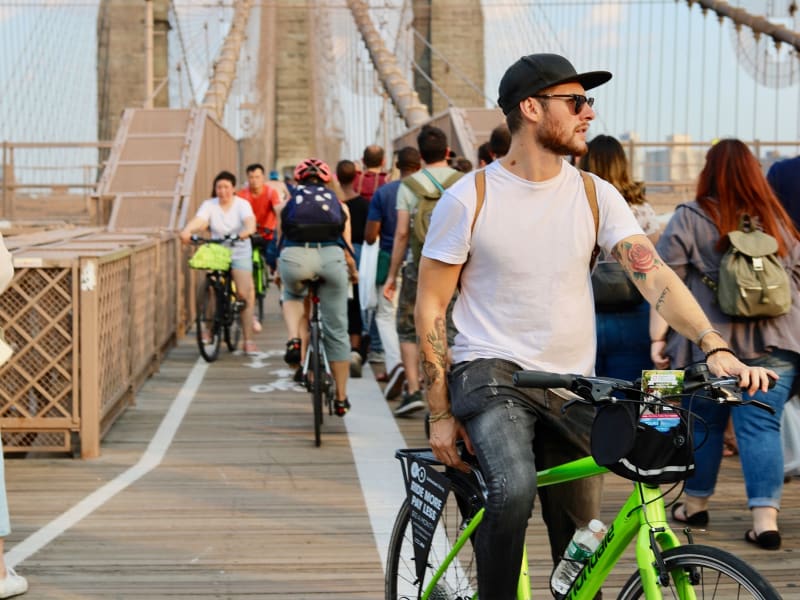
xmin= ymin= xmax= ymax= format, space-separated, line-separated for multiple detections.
xmin=277 ymin=158 xmax=359 ymax=417
xmin=383 ymin=125 xmax=462 ymax=416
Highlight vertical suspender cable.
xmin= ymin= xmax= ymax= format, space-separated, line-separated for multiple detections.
xmin=671 ymin=2 xmax=679 ymax=140
xmin=684 ymin=3 xmax=693 ymax=138
xmin=645 ymin=3 xmax=654 ymax=141
xmin=753 ymin=32 xmax=761 ymax=142
xmin=699 ymin=8 xmax=707 ymax=142
xmin=716 ymin=15 xmax=723 ymax=137
xmin=774 ymin=41 xmax=780 ymax=147
xmin=734 ymin=25 xmax=741 ymax=137
xmin=633 ymin=3 xmax=641 ymax=141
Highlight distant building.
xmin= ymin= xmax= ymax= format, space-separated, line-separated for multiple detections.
xmin=644 ymin=134 xmax=704 ymax=185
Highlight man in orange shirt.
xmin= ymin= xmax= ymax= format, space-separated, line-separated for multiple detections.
xmin=238 ymin=163 xmax=281 ymax=333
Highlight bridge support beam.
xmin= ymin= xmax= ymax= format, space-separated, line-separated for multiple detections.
xmin=414 ymin=0 xmax=485 ymax=115
xmin=96 ymin=0 xmax=170 ymax=144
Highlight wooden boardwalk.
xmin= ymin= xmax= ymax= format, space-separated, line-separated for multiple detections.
xmin=4 ymin=297 xmax=800 ymax=598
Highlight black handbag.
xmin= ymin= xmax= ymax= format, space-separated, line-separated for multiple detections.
xmin=591 ymin=261 xmax=644 ymax=312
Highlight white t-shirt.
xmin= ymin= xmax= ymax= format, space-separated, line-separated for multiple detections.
xmin=196 ymin=196 xmax=255 ymax=263
xmin=422 ymin=159 xmax=643 ymax=375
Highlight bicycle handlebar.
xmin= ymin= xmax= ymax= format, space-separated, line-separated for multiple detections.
xmin=190 ymin=234 xmax=241 ymax=245
xmin=512 ymin=365 xmax=775 ymax=414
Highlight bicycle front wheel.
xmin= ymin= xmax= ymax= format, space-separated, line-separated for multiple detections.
xmin=618 ymin=544 xmax=780 ymax=600
xmin=310 ymin=322 xmax=323 ymax=447
xmin=385 ymin=471 xmax=482 ymax=599
xmin=196 ymin=279 xmax=221 ymax=362
xmin=224 ymin=296 xmax=241 ymax=352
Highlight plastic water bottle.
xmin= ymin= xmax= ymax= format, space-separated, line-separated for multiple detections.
xmin=550 ymin=519 xmax=606 ymax=597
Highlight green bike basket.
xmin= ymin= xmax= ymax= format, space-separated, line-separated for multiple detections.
xmin=188 ymin=243 xmax=232 ymax=271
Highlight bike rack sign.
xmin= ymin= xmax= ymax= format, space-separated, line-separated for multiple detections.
xmin=405 ymin=460 xmax=450 ymax=583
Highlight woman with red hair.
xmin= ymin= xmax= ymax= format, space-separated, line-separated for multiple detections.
xmin=653 ymin=139 xmax=800 ymax=550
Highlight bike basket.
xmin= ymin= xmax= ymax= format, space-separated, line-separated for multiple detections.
xmin=590 ymin=402 xmax=695 ymax=484
xmin=188 ymin=243 xmax=232 ymax=271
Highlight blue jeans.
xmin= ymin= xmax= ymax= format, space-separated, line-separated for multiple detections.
xmin=595 ymin=302 xmax=651 ymax=380
xmin=449 ymin=359 xmax=603 ymax=599
xmin=685 ymin=349 xmax=800 ymax=509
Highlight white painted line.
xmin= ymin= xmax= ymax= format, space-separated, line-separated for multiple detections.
xmin=5 ymin=358 xmax=209 ymax=568
xmin=344 ymin=363 xmax=410 ymax=572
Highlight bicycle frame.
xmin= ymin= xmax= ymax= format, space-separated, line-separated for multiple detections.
xmin=420 ymin=456 xmax=689 ymax=600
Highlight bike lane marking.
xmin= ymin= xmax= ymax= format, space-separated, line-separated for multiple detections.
xmin=5 ymin=357 xmax=210 ymax=568
xmin=344 ymin=363 xmax=409 ymax=571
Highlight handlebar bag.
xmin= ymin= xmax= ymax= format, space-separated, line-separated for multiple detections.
xmin=591 ymin=402 xmax=695 ymax=484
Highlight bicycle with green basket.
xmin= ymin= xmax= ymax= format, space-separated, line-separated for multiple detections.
xmin=188 ymin=234 xmax=245 ymax=362
xmin=385 ymin=363 xmax=781 ymax=599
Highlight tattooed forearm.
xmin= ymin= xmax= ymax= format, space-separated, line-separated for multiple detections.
xmin=655 ymin=286 xmax=670 ymax=312
xmin=422 ymin=316 xmax=448 ymax=389
xmin=420 ymin=351 xmax=438 ymax=388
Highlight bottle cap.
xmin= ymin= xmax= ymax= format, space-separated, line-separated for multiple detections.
xmin=588 ymin=518 xmax=605 ymax=532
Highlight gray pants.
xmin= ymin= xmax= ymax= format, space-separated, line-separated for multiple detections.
xmin=278 ymin=245 xmax=350 ymax=362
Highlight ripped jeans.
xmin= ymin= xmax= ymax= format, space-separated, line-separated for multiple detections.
xmin=449 ymin=358 xmax=603 ymax=600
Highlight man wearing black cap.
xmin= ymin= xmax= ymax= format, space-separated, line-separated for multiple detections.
xmin=414 ymin=53 xmax=775 ymax=596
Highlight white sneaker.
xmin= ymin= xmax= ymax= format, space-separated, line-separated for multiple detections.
xmin=0 ymin=567 xmax=28 ymax=598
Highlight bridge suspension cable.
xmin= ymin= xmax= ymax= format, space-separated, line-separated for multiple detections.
xmin=200 ymin=0 xmax=253 ymax=122
xmin=346 ymin=0 xmax=429 ymax=128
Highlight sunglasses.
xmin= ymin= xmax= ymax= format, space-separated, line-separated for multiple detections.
xmin=532 ymin=94 xmax=594 ymax=114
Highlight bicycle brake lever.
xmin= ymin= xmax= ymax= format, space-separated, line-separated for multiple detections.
xmin=745 ymin=399 xmax=776 ymax=414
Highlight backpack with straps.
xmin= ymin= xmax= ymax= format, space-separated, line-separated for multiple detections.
xmin=404 ymin=168 xmax=463 ymax=264
xmin=281 ymin=184 xmax=346 ymax=243
xmin=709 ymin=214 xmax=790 ymax=318
xmin=682 ymin=206 xmax=791 ymax=319
xmin=582 ymin=172 xmax=646 ymax=311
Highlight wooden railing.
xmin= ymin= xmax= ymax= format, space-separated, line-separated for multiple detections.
xmin=0 ymin=230 xmax=186 ymax=458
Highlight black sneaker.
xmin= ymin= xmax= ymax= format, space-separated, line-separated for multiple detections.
xmin=394 ymin=390 xmax=425 ymax=417
xmin=334 ymin=397 xmax=351 ymax=417
xmin=284 ymin=338 xmax=301 ymax=365
xmin=293 ymin=366 xmax=304 ymax=383
xmin=384 ymin=365 xmax=406 ymax=400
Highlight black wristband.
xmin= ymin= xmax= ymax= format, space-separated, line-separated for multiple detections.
xmin=705 ymin=347 xmax=736 ymax=359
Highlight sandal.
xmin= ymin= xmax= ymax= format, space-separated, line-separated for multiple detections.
xmin=334 ymin=397 xmax=351 ymax=417
xmin=671 ymin=502 xmax=709 ymax=527
xmin=744 ymin=529 xmax=781 ymax=550
xmin=284 ymin=338 xmax=301 ymax=365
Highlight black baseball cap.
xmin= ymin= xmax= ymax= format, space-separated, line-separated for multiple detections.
xmin=497 ymin=53 xmax=612 ymax=115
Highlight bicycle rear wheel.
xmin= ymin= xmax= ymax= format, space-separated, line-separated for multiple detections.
xmin=617 ymin=544 xmax=780 ymax=599
xmin=310 ymin=322 xmax=323 ymax=447
xmin=385 ymin=470 xmax=483 ymax=599
xmin=196 ymin=279 xmax=221 ymax=362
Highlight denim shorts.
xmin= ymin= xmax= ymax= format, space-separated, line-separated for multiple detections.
xmin=231 ymin=256 xmax=252 ymax=272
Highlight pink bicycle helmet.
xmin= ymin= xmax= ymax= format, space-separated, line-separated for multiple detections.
xmin=293 ymin=158 xmax=332 ymax=183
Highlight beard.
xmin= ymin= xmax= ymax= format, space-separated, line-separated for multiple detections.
xmin=536 ymin=114 xmax=588 ymax=157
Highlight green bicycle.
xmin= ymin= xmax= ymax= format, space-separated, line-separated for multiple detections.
xmin=251 ymin=226 xmax=272 ymax=326
xmin=385 ymin=365 xmax=780 ymax=599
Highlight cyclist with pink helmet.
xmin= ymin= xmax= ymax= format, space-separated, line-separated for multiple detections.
xmin=276 ymin=158 xmax=359 ymax=416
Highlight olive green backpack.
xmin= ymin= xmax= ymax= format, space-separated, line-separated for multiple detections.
xmin=403 ymin=168 xmax=463 ymax=265
xmin=702 ymin=213 xmax=791 ymax=319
